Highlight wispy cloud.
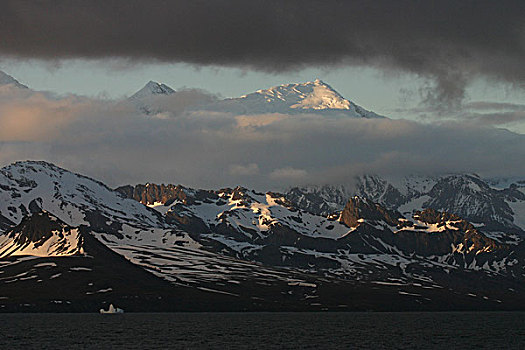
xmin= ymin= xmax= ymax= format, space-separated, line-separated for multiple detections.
xmin=270 ymin=167 xmax=308 ymax=181
xmin=464 ymin=102 xmax=525 ymax=112
xmin=229 ymin=163 xmax=260 ymax=176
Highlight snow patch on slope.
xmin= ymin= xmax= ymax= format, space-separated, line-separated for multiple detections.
xmin=167 ymin=189 xmax=352 ymax=240
xmin=0 ymin=228 xmax=83 ymax=258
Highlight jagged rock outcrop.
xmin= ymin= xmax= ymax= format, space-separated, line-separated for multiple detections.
xmin=339 ymin=196 xmax=402 ymax=227
xmin=116 ymin=183 xmax=191 ymax=205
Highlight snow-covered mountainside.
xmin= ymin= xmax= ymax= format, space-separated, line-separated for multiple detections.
xmin=2 ymin=161 xmax=525 ymax=312
xmin=118 ymin=182 xmax=525 ymax=287
xmin=287 ymin=174 xmax=525 ymax=244
xmin=165 ymin=186 xmax=351 ymax=239
xmin=194 ymin=79 xmax=383 ymax=117
xmin=0 ymin=212 xmax=83 ymax=258
xmin=0 ymin=161 xmax=164 ymax=231
xmin=0 ymin=162 xmax=359 ymax=311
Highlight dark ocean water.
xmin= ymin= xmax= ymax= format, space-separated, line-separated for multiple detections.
xmin=1 ymin=312 xmax=524 ymax=349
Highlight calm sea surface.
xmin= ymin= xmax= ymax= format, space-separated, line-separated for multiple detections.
xmin=1 ymin=312 xmax=524 ymax=349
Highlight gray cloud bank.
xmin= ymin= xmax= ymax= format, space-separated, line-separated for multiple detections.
xmin=1 ymin=1 xmax=525 ymax=106
xmin=0 ymin=85 xmax=523 ymax=189
xmin=397 ymin=101 xmax=525 ymax=131
xmin=463 ymin=102 xmax=525 ymax=127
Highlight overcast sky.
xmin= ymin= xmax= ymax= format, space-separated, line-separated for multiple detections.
xmin=0 ymin=1 xmax=524 ymax=188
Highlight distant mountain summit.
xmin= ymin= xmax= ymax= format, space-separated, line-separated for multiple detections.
xmin=126 ymin=78 xmax=382 ymax=118
xmin=129 ymin=81 xmax=176 ymax=115
xmin=129 ymin=81 xmax=175 ymax=100
xmin=199 ymin=79 xmax=383 ymax=118
xmin=0 ymin=70 xmax=28 ymax=89
xmin=251 ymin=79 xmax=352 ymax=110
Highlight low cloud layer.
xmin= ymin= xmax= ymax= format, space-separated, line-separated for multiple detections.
xmin=0 ymin=86 xmax=524 ymax=190
xmin=1 ymin=1 xmax=524 ymax=106
xmin=397 ymin=101 xmax=525 ymax=132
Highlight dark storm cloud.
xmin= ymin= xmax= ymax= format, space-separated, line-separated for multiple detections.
xmin=1 ymin=1 xmax=524 ymax=105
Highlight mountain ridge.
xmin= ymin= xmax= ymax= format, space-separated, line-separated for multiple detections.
xmin=1 ymin=164 xmax=525 ymax=311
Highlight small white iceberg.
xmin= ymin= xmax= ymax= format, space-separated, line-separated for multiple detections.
xmin=99 ymin=304 xmax=124 ymax=314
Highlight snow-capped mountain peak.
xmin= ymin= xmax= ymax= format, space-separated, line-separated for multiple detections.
xmin=129 ymin=80 xmax=175 ymax=100
xmin=199 ymin=79 xmax=383 ymax=118
xmin=251 ymin=79 xmax=352 ymax=111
